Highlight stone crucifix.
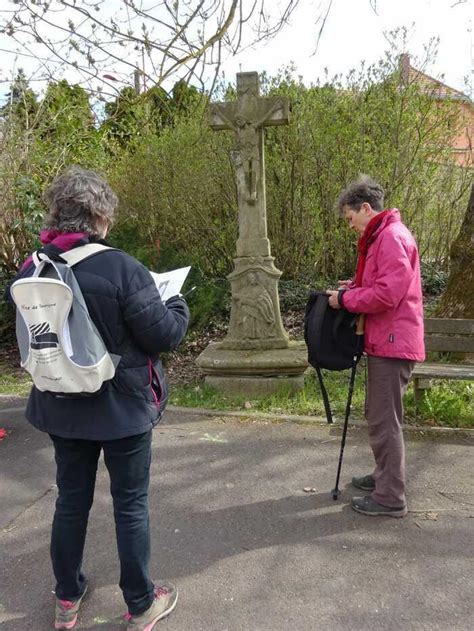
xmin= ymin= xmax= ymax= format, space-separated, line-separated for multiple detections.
xmin=198 ymin=71 xmax=307 ymax=387
xmin=209 ymin=72 xmax=289 ymax=257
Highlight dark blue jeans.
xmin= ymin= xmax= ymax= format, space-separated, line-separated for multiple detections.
xmin=50 ymin=430 xmax=154 ymax=615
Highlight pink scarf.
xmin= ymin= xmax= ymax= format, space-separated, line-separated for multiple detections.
xmin=354 ymin=210 xmax=393 ymax=286
xmin=21 ymin=229 xmax=89 ymax=270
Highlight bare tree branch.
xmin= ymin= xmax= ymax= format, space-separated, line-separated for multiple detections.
xmin=159 ymin=1 xmax=207 ymax=80
xmin=1 ymin=0 xmax=311 ymax=95
xmin=312 ymin=0 xmax=333 ymax=57
xmin=161 ymin=0 xmax=239 ymax=83
xmin=369 ymin=1 xmax=378 ymax=15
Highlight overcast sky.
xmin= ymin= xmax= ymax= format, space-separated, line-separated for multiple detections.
xmin=0 ymin=0 xmax=472 ymax=100
xmin=224 ymin=0 xmax=473 ymax=95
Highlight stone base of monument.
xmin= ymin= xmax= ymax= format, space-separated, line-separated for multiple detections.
xmin=204 ymin=374 xmax=305 ymax=396
xmin=196 ymin=340 xmax=308 ymax=397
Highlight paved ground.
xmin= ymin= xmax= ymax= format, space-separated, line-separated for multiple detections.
xmin=0 ymin=401 xmax=473 ymax=630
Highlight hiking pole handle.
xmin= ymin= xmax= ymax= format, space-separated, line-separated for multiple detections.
xmin=356 ymin=313 xmax=366 ymax=335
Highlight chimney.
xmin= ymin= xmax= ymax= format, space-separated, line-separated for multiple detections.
xmin=134 ymin=69 xmax=141 ymax=95
xmin=399 ymin=53 xmax=410 ymax=85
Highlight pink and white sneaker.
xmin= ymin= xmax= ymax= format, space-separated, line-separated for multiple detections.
xmin=124 ymin=582 xmax=178 ymax=631
xmin=54 ymin=585 xmax=88 ymax=629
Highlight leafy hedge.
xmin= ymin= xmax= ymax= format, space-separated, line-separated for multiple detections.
xmin=1 ymin=39 xmax=471 ymax=339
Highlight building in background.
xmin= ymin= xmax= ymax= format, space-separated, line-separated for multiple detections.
xmin=399 ymin=53 xmax=473 ymax=166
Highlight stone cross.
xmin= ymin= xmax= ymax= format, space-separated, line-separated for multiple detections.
xmin=209 ymin=72 xmax=289 ymax=257
xmin=197 ymin=69 xmax=310 ymax=387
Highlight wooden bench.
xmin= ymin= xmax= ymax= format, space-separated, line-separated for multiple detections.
xmin=412 ymin=318 xmax=474 ymax=402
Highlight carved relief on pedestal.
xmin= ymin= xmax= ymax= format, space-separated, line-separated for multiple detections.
xmin=232 ymin=271 xmax=276 ymax=340
xmin=224 ymin=260 xmax=289 ymax=350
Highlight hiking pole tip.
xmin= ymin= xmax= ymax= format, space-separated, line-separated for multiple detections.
xmin=332 ymin=488 xmax=341 ymax=501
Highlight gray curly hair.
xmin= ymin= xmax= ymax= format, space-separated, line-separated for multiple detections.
xmin=336 ymin=174 xmax=384 ymax=214
xmin=43 ymin=166 xmax=118 ymax=236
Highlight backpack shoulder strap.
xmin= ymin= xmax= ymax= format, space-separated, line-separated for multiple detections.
xmin=314 ymin=365 xmax=334 ymax=425
xmin=59 ymin=243 xmax=116 ymax=267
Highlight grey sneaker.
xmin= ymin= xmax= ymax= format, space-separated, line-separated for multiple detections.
xmin=352 ymin=495 xmax=407 ymax=518
xmin=351 ymin=474 xmax=376 ymax=492
xmin=54 ymin=584 xmax=88 ymax=630
xmin=124 ymin=582 xmax=178 ymax=631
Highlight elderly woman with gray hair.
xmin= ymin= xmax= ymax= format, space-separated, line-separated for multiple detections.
xmin=9 ymin=166 xmax=189 ymax=630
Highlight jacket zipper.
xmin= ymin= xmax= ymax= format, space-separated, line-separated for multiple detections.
xmin=148 ymin=359 xmax=162 ymax=409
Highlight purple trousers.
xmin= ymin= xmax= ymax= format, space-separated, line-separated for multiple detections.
xmin=365 ymin=355 xmax=415 ymax=508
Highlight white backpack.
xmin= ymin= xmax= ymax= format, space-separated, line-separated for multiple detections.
xmin=11 ymin=244 xmax=119 ymax=394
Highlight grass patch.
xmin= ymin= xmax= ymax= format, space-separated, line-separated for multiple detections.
xmin=0 ymin=361 xmax=471 ymax=429
xmin=170 ymin=369 xmax=367 ymax=419
xmin=0 ymin=364 xmax=32 ymax=396
xmin=404 ymin=381 xmax=474 ymax=429
xmin=171 ymin=369 xmax=474 ymax=429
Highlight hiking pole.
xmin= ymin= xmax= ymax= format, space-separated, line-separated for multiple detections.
xmin=332 ymin=314 xmax=365 ymax=500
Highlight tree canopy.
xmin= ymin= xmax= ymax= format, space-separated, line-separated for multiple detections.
xmin=0 ymin=39 xmax=471 ymax=309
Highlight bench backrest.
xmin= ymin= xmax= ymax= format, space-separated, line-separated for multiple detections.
xmin=424 ymin=318 xmax=474 ymax=353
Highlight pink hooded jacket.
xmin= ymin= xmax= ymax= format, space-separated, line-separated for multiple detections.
xmin=342 ymin=210 xmax=425 ymax=361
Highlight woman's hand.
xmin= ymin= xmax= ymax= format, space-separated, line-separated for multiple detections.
xmin=337 ymin=279 xmax=352 ymax=289
xmin=326 ymin=290 xmax=341 ymax=309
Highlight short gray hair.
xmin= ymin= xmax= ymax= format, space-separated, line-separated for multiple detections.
xmin=336 ymin=175 xmax=384 ymax=214
xmin=43 ymin=166 xmax=118 ymax=236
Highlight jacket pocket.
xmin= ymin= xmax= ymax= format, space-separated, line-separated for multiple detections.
xmin=365 ymin=313 xmax=388 ymax=353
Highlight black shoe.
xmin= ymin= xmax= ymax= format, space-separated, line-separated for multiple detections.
xmin=351 ymin=474 xmax=376 ymax=492
xmin=351 ymin=495 xmax=407 ymax=518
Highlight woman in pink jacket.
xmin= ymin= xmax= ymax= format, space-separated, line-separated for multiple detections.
xmin=327 ymin=175 xmax=425 ymax=518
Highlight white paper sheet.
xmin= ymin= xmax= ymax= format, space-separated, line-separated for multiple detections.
xmin=150 ymin=266 xmax=191 ymax=302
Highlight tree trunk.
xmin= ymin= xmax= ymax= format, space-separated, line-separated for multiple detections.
xmin=436 ymin=184 xmax=474 ymax=319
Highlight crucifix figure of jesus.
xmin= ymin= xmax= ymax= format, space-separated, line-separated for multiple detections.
xmin=209 ymin=72 xmax=289 ymax=257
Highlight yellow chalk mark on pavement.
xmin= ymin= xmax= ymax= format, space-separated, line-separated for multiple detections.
xmin=199 ymin=432 xmax=228 ymax=443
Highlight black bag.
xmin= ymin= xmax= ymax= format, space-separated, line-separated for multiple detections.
xmin=304 ymin=291 xmax=363 ymax=371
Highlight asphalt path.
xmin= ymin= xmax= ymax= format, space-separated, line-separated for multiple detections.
xmin=1 ymin=404 xmax=473 ymax=630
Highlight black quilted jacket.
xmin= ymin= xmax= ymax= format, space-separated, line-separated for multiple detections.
xmin=8 ymin=241 xmax=190 ymax=440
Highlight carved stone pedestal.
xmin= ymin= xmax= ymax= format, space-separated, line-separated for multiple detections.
xmin=223 ymin=256 xmax=288 ymax=351
xmin=196 ymin=255 xmax=308 ymax=397
xmin=196 ymin=341 xmax=308 ymax=397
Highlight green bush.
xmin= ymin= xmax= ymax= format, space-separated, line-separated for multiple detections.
xmin=421 ymin=261 xmax=448 ymax=296
xmin=185 ymin=275 xmax=230 ymax=330
xmin=108 ymin=225 xmax=160 ymax=269
xmin=2 ymin=39 xmax=470 ymax=290
xmin=278 ymin=278 xmax=313 ymax=312
xmin=106 ymin=49 xmax=470 ymax=284
xmin=0 ymin=279 xmax=16 ymax=345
